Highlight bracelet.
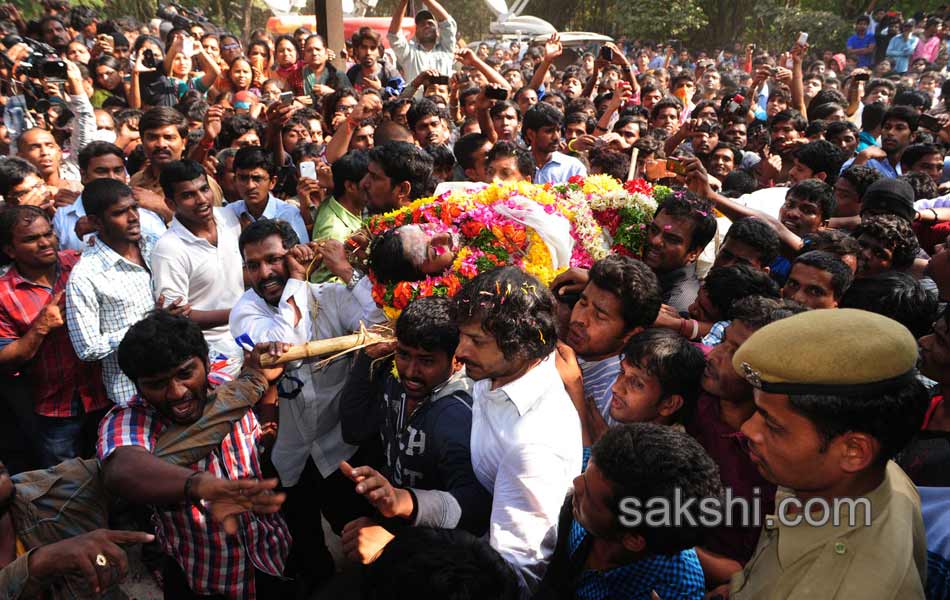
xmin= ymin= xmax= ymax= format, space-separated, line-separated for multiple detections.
xmin=593 ymin=124 xmax=607 ymax=132
xmin=346 ymin=116 xmax=361 ymax=129
xmin=931 ymin=208 xmax=939 ymax=221
xmin=183 ymin=471 xmax=203 ymax=504
xmin=690 ymin=319 xmax=700 ymax=341
xmin=567 ymin=138 xmax=577 ymax=152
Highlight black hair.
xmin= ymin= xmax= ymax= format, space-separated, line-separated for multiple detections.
xmin=840 ymin=271 xmax=938 ymax=338
xmin=791 ymin=250 xmax=854 ymax=299
xmin=406 ymin=98 xmax=449 ymax=132
xmin=794 ymin=140 xmax=846 ymax=185
xmin=722 ymin=170 xmax=759 ymax=198
xmin=454 ymin=133 xmax=491 ymax=171
xmin=81 ymin=178 xmax=134 ymax=219
xmin=0 ymin=205 xmax=50 ymax=261
xmin=809 ymin=103 xmax=845 ymax=121
xmin=893 ymin=91 xmax=930 ymax=113
xmin=139 ymin=106 xmax=188 ymax=139
xmin=655 ymin=189 xmax=717 ymax=252
xmin=368 ymin=228 xmax=425 ymax=285
xmin=824 ymin=120 xmax=859 ymax=141
xmin=729 ymin=295 xmax=809 ymax=326
xmin=331 ymin=150 xmax=369 ymax=199
xmin=650 ymin=97 xmax=683 ymax=123
xmin=854 ymin=214 xmax=921 ymax=271
xmin=238 ymin=218 xmax=299 ymax=255
xmin=897 ymin=172 xmax=938 ymax=202
xmin=622 ymin=329 xmax=707 ymax=423
xmin=900 ymin=143 xmax=943 ymax=172
xmin=368 ymin=142 xmax=436 ymax=201
xmin=487 ymin=141 xmax=535 ymax=179
xmin=450 ymin=266 xmax=556 ymax=361
xmin=804 ymin=119 xmax=828 ymax=139
xmin=118 ymin=310 xmax=209 ymax=382
xmin=426 ymin=144 xmax=455 ymax=176
xmin=364 ymin=527 xmax=519 ymax=600
xmin=787 ymin=179 xmax=836 ymax=222
xmin=489 ymin=100 xmax=522 ymax=121
xmin=807 ymin=90 xmax=847 ymax=114
xmin=588 ymin=255 xmax=662 ymax=330
xmin=159 ymin=160 xmax=207 ymax=201
xmin=590 ymin=423 xmax=722 ymax=554
xmin=861 ymin=102 xmax=887 ymax=132
xmin=722 ymin=217 xmax=781 ymax=267
xmin=788 ymin=378 xmax=930 ymax=463
xmin=396 ymin=297 xmax=459 ymax=356
xmin=0 ymin=158 xmax=40 ymax=198
xmin=588 ymin=147 xmax=630 ymax=181
xmin=839 ymin=165 xmax=883 ymax=199
xmin=233 ymin=145 xmax=276 ymax=177
xmin=219 ymin=114 xmax=265 ymax=149
xmin=768 ymin=109 xmax=807 ymax=133
xmin=882 ymin=105 xmax=920 ymax=131
xmin=75 ymin=142 xmax=125 ymax=176
xmin=523 ymin=102 xmax=563 ymax=132
xmin=801 ymin=229 xmax=862 ymax=260
xmin=704 ymin=265 xmax=780 ymax=318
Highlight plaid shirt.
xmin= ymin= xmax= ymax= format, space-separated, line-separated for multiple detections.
xmin=66 ymin=235 xmax=157 ymax=406
xmin=568 ymin=521 xmax=705 ymax=599
xmin=97 ymin=373 xmax=291 ymax=599
xmin=0 ymin=251 xmax=108 ymax=417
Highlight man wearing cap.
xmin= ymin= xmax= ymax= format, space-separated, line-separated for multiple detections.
xmin=387 ymin=0 xmax=457 ymax=85
xmin=727 ymin=309 xmax=929 ymax=599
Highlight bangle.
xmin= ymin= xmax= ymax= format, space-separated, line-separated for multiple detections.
xmin=930 ymin=208 xmax=939 ymax=221
xmin=183 ymin=471 xmax=203 ymax=503
xmin=567 ymin=138 xmax=577 ymax=152
xmin=690 ymin=319 xmax=700 ymax=340
xmin=594 ymin=124 xmax=607 ymax=132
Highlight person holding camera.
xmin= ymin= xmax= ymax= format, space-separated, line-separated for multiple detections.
xmin=387 ymin=0 xmax=457 ymax=86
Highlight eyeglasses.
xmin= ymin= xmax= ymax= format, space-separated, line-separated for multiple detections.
xmin=7 ymin=181 xmax=48 ymax=202
xmin=222 ymin=43 xmax=240 ymax=51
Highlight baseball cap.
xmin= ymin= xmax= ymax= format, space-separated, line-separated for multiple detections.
xmin=415 ymin=9 xmax=435 ymax=23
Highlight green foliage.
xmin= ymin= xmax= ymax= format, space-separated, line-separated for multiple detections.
xmin=615 ymin=0 xmax=709 ymax=40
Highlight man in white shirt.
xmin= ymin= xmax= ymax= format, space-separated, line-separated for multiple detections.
xmin=153 ymin=160 xmax=245 ymax=379
xmin=451 ymin=266 xmax=582 ymax=595
xmin=227 ymin=146 xmax=310 ymax=243
xmin=229 ymin=218 xmax=385 ymax=590
xmin=54 ymin=141 xmax=166 ymax=252
xmin=386 ymin=0 xmax=457 ymax=85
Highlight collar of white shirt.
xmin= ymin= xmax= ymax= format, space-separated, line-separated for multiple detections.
xmin=476 ymin=352 xmax=558 ymax=417
xmin=236 ymin=194 xmax=279 ymax=220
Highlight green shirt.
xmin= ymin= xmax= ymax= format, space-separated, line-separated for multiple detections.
xmin=309 ymin=196 xmax=362 ymax=283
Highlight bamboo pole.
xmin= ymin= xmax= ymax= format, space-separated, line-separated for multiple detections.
xmin=259 ymin=324 xmax=395 ymax=366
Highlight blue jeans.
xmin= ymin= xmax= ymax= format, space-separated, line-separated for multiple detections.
xmin=35 ymin=409 xmax=107 ymax=467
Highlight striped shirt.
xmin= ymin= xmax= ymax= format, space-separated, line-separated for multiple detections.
xmin=97 ymin=373 xmax=291 ymax=599
xmin=0 ymin=251 xmax=108 ymax=417
xmin=65 ymin=235 xmax=157 ymax=406
xmin=578 ymin=354 xmax=622 ymax=426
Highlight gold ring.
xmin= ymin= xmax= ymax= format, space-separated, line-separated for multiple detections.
xmin=95 ymin=553 xmax=108 ymax=567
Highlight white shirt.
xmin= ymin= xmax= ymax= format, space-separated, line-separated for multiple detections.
xmin=226 ymin=193 xmax=310 ymax=244
xmin=151 ymin=208 xmax=244 ymax=359
xmin=53 ymin=194 xmax=167 ymax=252
xmin=229 ymin=276 xmax=385 ymax=481
xmin=736 ymin=186 xmax=789 ymax=220
xmin=469 ymin=353 xmax=582 ymax=594
xmin=387 ymin=16 xmax=458 ymax=84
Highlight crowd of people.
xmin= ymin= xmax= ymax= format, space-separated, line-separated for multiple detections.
xmin=0 ymin=0 xmax=948 ymax=598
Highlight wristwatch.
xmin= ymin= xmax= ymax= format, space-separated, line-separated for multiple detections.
xmin=347 ymin=268 xmax=365 ymax=290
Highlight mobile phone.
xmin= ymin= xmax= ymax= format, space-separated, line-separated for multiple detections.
xmin=666 ymin=158 xmax=687 ymax=177
xmin=919 ymin=113 xmax=942 ymax=132
xmin=599 ymin=46 xmax=614 ymax=61
xmin=797 ymin=32 xmax=809 ymax=45
xmin=387 ymin=78 xmax=402 ymax=89
xmin=182 ymin=36 xmax=194 ymax=57
xmin=279 ymin=91 xmax=295 ymax=105
xmin=485 ymin=86 xmax=509 ymax=100
xmin=853 ymin=72 xmax=870 ymax=82
xmin=299 ymin=160 xmax=317 ymax=180
xmin=431 ymin=74 xmax=450 ymax=85
xmin=142 ymin=49 xmax=156 ymax=69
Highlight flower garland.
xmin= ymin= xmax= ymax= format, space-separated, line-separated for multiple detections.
xmin=553 ymin=175 xmax=669 ymax=260
xmin=369 ymin=182 xmax=570 ymax=318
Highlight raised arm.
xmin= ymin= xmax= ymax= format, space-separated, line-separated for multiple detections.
xmin=528 ymin=34 xmax=562 ymax=92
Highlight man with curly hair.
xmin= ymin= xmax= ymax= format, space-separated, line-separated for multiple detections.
xmin=451 ymin=266 xmax=582 ymax=595
xmin=853 ymin=214 xmax=921 ymax=278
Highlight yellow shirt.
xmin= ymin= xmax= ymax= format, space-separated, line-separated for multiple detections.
xmin=731 ymin=461 xmax=926 ymax=599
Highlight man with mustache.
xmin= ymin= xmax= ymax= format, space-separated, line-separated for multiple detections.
xmin=129 ymin=107 xmax=224 ymax=222
xmin=153 ymin=160 xmax=245 ymax=378
xmin=227 ymin=146 xmax=310 ymax=244
xmin=65 ymin=178 xmax=161 ymax=406
xmin=842 ymin=105 xmax=917 ymax=179
xmin=229 ymin=219 xmax=385 ymax=593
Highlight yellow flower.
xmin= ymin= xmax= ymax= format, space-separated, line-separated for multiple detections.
xmin=522 ymin=231 xmax=558 ymax=287
xmin=582 ymin=174 xmax=622 ymax=195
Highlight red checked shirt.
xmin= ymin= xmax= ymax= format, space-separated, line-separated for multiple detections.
xmin=0 ymin=251 xmax=108 ymax=417
xmin=97 ymin=374 xmax=291 ymax=600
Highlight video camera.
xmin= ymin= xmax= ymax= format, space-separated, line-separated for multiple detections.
xmin=3 ymin=35 xmax=67 ymax=80
xmin=157 ymin=3 xmax=213 ymax=31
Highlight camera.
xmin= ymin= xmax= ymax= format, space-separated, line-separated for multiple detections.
xmin=157 ymin=3 xmax=210 ymax=31
xmin=9 ymin=37 xmax=67 ymax=80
